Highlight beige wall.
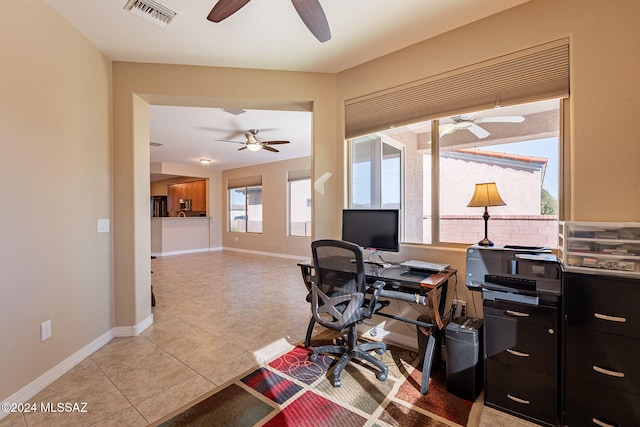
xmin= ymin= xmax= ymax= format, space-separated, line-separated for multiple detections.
xmin=4 ymin=0 xmax=640 ymax=404
xmin=336 ymin=0 xmax=640 ymax=319
xmin=222 ymin=156 xmax=312 ymax=257
xmin=0 ymin=1 xmax=113 ymax=400
xmin=112 ymin=63 xmax=336 ymax=332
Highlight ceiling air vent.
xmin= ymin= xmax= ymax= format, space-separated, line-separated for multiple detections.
xmin=124 ymin=0 xmax=179 ymax=28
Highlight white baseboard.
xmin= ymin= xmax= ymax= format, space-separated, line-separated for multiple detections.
xmin=1 ymin=329 xmax=113 ymax=420
xmin=223 ymin=246 xmax=309 ymax=261
xmin=113 ymin=313 xmax=154 ymax=337
xmin=151 ymin=247 xmax=211 ymax=257
xmin=1 ymin=315 xmax=154 ymax=420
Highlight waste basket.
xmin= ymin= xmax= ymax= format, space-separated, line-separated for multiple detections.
xmin=445 ymin=317 xmax=483 ymax=401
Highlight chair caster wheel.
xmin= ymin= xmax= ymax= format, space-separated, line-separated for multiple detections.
xmin=309 ymin=353 xmax=317 ymax=362
xmin=375 ymin=348 xmax=384 ymax=355
xmin=377 ymin=372 xmax=387 ymax=382
xmin=332 ymin=379 xmax=341 ymax=388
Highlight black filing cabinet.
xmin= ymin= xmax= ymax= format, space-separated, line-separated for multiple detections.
xmin=484 ymin=297 xmax=560 ymax=426
xmin=563 ymin=272 xmax=640 ymax=426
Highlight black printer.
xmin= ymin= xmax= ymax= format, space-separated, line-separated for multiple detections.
xmin=465 ymin=245 xmax=562 ymax=305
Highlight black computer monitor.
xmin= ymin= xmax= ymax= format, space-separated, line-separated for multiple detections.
xmin=341 ymin=209 xmax=400 ymax=253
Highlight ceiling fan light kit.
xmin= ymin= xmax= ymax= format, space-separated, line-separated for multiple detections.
xmin=215 ymin=128 xmax=291 ymax=153
xmin=207 ymin=0 xmax=331 ymax=42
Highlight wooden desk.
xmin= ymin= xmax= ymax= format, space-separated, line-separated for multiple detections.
xmin=297 ymin=261 xmax=457 ymax=394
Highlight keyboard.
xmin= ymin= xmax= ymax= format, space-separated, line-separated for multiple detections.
xmin=400 ymin=260 xmax=449 ymax=272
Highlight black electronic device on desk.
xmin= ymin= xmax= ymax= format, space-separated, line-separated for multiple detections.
xmin=465 ymin=244 xmax=561 ymax=304
xmin=465 ymin=245 xmax=563 ymax=426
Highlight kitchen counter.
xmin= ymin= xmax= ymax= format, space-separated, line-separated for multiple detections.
xmin=151 ymin=217 xmax=213 ymax=256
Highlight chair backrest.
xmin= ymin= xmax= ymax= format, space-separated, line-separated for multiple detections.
xmin=310 ymin=239 xmax=367 ymax=331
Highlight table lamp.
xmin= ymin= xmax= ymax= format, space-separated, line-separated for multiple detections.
xmin=467 ymin=182 xmax=506 ymax=246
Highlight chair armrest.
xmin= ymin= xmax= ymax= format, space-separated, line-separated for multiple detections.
xmin=365 ymin=280 xmax=386 ymax=315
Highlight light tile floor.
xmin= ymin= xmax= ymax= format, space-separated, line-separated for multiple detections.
xmin=1 ymin=251 xmax=536 ymax=426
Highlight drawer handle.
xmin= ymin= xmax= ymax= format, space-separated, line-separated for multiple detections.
xmin=592 ymin=418 xmax=618 ymax=427
xmin=505 ymin=310 xmax=530 ymax=317
xmin=507 ymin=349 xmax=530 ymax=357
xmin=592 ymin=365 xmax=625 ymax=378
xmin=507 ymin=394 xmax=530 ymax=405
xmin=594 ymin=313 xmax=627 ymax=323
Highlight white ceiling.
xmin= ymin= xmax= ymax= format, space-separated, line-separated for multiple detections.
xmin=45 ymin=0 xmax=531 ymax=171
xmin=150 ymin=106 xmax=313 ymax=170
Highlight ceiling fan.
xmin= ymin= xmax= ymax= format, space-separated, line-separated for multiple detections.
xmin=207 ymin=0 xmax=331 ymax=42
xmin=216 ymin=129 xmax=291 ymax=152
xmin=439 ymin=114 xmax=525 ymax=139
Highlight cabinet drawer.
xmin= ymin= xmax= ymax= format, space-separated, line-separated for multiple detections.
xmin=566 ymin=327 xmax=640 ymax=394
xmin=565 ymin=272 xmax=640 ymax=338
xmin=565 ymin=376 xmax=640 ymax=427
xmin=485 ymin=360 xmax=556 ymax=426
xmin=484 ymin=300 xmax=557 ymax=327
xmin=485 ymin=313 xmax=556 ymax=375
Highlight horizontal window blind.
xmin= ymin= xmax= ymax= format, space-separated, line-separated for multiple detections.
xmin=227 ymin=175 xmax=262 ymax=189
xmin=345 ymin=39 xmax=569 ymax=139
xmin=287 ymin=169 xmax=311 ymax=182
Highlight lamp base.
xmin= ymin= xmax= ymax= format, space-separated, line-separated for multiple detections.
xmin=477 ymin=238 xmax=494 ymax=247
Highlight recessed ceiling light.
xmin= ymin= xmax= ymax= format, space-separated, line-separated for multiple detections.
xmin=199 ymin=158 xmax=211 ymax=164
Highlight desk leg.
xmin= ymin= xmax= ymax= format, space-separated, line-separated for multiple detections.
xmin=420 ymin=334 xmax=437 ymax=395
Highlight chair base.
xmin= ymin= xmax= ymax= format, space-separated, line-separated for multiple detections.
xmin=310 ymin=330 xmax=388 ymax=388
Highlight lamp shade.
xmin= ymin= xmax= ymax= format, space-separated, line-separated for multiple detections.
xmin=467 ymin=182 xmax=506 ymax=208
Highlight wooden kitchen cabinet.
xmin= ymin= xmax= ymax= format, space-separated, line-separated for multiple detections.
xmin=167 ymin=179 xmax=207 ymax=213
xmin=190 ymin=179 xmax=206 ymax=211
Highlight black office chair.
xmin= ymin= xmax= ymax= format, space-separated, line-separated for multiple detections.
xmin=309 ymin=239 xmax=389 ymax=387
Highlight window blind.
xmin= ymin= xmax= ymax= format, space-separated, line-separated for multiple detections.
xmin=345 ymin=39 xmax=569 ymax=139
xmin=227 ymin=175 xmax=262 ymax=189
xmin=287 ymin=169 xmax=311 ymax=182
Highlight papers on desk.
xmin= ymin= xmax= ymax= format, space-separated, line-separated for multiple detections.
xmin=401 ymin=259 xmax=449 ymax=272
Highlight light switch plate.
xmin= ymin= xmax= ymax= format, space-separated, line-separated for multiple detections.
xmin=97 ymin=219 xmax=110 ymax=233
xmin=41 ymin=320 xmax=51 ymax=341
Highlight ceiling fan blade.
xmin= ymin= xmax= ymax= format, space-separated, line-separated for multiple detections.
xmin=216 ymin=139 xmax=246 ymax=145
xmin=207 ymin=0 xmax=251 ymax=23
xmin=290 ymin=0 xmax=331 ymax=42
xmin=439 ymin=123 xmax=456 ymax=137
xmin=480 ymin=115 xmax=525 ymax=123
xmin=262 ymin=145 xmax=280 ymax=153
xmin=467 ymin=123 xmax=490 ymax=139
xmin=263 ymin=140 xmax=290 ymax=145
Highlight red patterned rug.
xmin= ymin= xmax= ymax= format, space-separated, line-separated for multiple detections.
xmin=154 ymin=341 xmax=481 ymax=427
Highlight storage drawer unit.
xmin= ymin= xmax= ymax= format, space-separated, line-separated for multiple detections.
xmin=563 ymin=272 xmax=640 ymax=426
xmin=485 ymin=303 xmax=557 ymax=375
xmin=484 ymin=298 xmax=560 ymax=426
xmin=486 ymin=360 xmax=556 ymax=424
xmin=564 ymin=376 xmax=640 ymax=427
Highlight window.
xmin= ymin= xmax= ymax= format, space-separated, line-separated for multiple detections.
xmin=289 ymin=177 xmax=311 ymax=236
xmin=348 ymin=99 xmax=560 ymax=248
xmin=350 ymin=136 xmax=402 ymax=209
xmin=229 ymin=186 xmax=263 ymax=233
xmin=438 ymin=100 xmax=559 ymax=247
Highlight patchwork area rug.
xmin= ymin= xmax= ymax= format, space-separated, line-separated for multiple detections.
xmin=154 ymin=338 xmax=481 ymax=427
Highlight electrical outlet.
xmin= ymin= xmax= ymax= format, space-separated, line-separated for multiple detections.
xmin=452 ymin=299 xmax=467 ymax=319
xmin=41 ymin=320 xmax=52 ymax=341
